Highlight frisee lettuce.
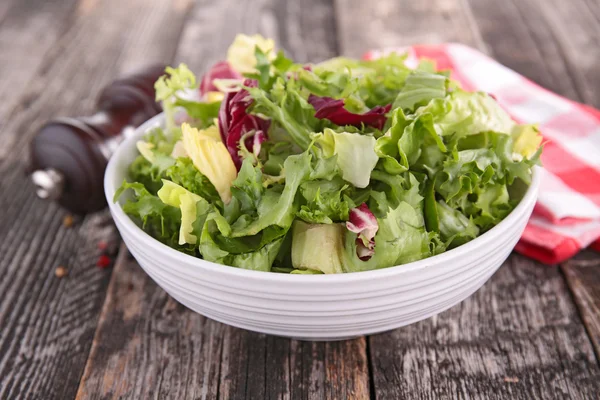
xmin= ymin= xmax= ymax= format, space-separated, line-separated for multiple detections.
xmin=115 ymin=34 xmax=542 ymax=274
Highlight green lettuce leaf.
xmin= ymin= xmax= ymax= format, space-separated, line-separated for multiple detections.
xmin=290 ymin=269 xmax=324 ymax=275
xmin=314 ymin=128 xmax=378 ymax=188
xmin=128 ymin=127 xmax=179 ymax=193
xmin=417 ymin=90 xmax=515 ymax=137
xmin=231 ymin=151 xmax=312 ymax=237
xmin=173 ymin=98 xmax=221 ymax=126
xmin=297 ymin=177 xmax=351 ymax=224
xmin=230 ymin=238 xmax=285 ymax=271
xmin=155 ymin=64 xmax=196 ymax=132
xmin=343 ymin=201 xmax=431 ymax=272
xmin=114 ymin=181 xmax=185 ymax=251
xmin=263 ymin=142 xmax=296 ymax=176
xmin=244 ymin=47 xmax=297 ymax=91
xmin=248 ymin=78 xmax=325 ymax=150
xmin=291 ymin=221 xmax=345 ymax=274
xmin=199 ymin=214 xmax=285 ymax=271
xmin=376 ymin=108 xmax=446 ymax=174
xmin=352 ymin=53 xmax=412 ymax=108
xmin=166 ymin=157 xmax=221 ymax=205
xmin=128 ymin=156 xmax=163 ymax=194
xmin=119 ymin=43 xmax=542 ymax=274
xmin=229 ymin=158 xmax=265 ymax=217
xmin=155 ymin=63 xmax=221 ymax=129
xmin=393 ymin=71 xmax=448 ymax=111
xmin=375 ymin=108 xmax=411 ymax=174
xmin=157 ymin=180 xmax=210 ymax=245
xmin=436 ymin=200 xmax=479 ymax=247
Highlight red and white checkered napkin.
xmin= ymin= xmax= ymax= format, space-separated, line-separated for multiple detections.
xmin=365 ymin=44 xmax=600 ymax=264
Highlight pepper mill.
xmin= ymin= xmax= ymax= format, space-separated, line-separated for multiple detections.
xmin=28 ymin=64 xmax=166 ymax=214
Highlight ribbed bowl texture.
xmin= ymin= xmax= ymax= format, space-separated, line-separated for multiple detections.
xmin=105 ymin=114 xmax=540 ymax=340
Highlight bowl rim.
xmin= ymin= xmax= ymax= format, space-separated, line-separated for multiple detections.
xmin=105 ymin=113 xmax=540 ymax=282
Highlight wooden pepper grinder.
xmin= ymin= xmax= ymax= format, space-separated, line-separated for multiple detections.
xmin=28 ymin=64 xmax=166 ymax=214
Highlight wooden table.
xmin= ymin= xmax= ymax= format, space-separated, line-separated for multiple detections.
xmin=1 ymin=0 xmax=599 ymax=398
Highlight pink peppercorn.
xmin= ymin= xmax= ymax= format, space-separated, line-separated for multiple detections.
xmin=96 ymin=255 xmax=111 ymax=268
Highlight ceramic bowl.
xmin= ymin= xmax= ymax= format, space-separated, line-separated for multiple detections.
xmin=105 ymin=114 xmax=540 ymax=340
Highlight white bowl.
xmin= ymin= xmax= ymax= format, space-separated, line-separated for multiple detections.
xmin=105 ymin=114 xmax=540 ymax=340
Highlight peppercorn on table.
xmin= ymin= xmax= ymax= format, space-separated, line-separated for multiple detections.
xmin=0 ymin=0 xmax=599 ymax=399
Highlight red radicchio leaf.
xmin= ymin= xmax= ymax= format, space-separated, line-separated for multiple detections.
xmin=252 ymin=130 xmax=267 ymax=157
xmin=355 ymin=238 xmax=375 ymax=260
xmin=308 ymin=94 xmax=391 ymax=130
xmin=218 ymin=79 xmax=270 ymax=169
xmin=346 ymin=203 xmax=379 ymax=261
xmin=199 ymin=61 xmax=241 ymax=96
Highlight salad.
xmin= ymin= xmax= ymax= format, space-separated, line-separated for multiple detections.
xmin=115 ymin=34 xmax=542 ymax=274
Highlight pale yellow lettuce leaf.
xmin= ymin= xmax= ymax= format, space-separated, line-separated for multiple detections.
xmin=512 ymin=124 xmax=543 ymax=160
xmin=136 ymin=141 xmax=156 ymax=163
xmin=181 ymin=123 xmax=237 ymax=203
xmin=315 ymin=129 xmax=379 ymax=188
xmin=227 ymin=34 xmax=275 ymax=74
xmin=157 ymin=180 xmax=203 ymax=245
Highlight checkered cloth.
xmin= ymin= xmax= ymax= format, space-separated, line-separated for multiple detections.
xmin=364 ymin=44 xmax=600 ymax=264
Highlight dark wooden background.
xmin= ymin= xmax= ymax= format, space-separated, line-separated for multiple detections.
xmin=1 ymin=0 xmax=599 ymax=399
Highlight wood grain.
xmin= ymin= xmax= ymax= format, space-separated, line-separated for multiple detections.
xmin=369 ymin=256 xmax=600 ymax=399
xmin=174 ymin=0 xmax=338 ymax=74
xmin=562 ymin=251 xmax=600 ymax=359
xmin=0 ymin=0 xmax=79 ymax=124
xmin=0 ymin=203 xmax=118 ymax=400
xmin=465 ymin=0 xmax=600 ymax=107
xmin=75 ymin=247 xmax=224 ymax=400
xmin=0 ymin=0 xmax=19 ymax=25
xmin=335 ymin=0 xmax=487 ymax=58
xmin=0 ymin=0 xmax=192 ymax=399
xmin=218 ymin=331 xmax=369 ymax=400
xmin=529 ymin=0 xmax=600 ymax=107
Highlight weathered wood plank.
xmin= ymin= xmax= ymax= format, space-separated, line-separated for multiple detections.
xmin=0 ymin=0 xmax=79 ymax=123
xmin=76 ymin=1 xmax=369 ymax=398
xmin=465 ymin=0 xmax=600 ymax=107
xmin=526 ymin=0 xmax=600 ymax=107
xmin=465 ymin=0 xmax=580 ymax=102
xmin=218 ymin=328 xmax=369 ymax=400
xmin=0 ymin=0 xmax=193 ymax=399
xmin=0 ymin=199 xmax=118 ymax=400
xmin=173 ymin=0 xmax=338 ymax=75
xmin=562 ymin=251 xmax=600 ymax=360
xmin=271 ymin=0 xmax=339 ymax=63
xmin=75 ymin=246 xmax=224 ymax=400
xmin=335 ymin=0 xmax=487 ymax=58
xmin=369 ymin=256 xmax=600 ymax=399
xmin=0 ymin=0 xmax=19 ymax=25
